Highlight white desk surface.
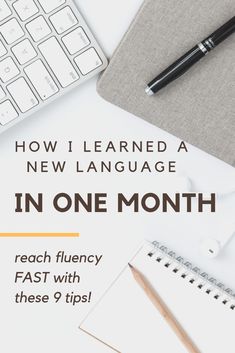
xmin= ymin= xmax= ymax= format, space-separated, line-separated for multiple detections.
xmin=0 ymin=1 xmax=235 ymax=352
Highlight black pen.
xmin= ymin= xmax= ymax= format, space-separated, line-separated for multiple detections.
xmin=145 ymin=16 xmax=235 ymax=95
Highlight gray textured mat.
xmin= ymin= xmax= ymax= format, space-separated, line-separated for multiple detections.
xmin=98 ymin=0 xmax=235 ymax=166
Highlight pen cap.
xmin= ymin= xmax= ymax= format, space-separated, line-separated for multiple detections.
xmin=207 ymin=16 xmax=235 ymax=46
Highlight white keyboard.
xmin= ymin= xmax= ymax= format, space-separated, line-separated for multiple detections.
xmin=0 ymin=0 xmax=108 ymax=133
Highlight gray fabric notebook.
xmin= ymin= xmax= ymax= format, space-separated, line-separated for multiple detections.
xmin=97 ymin=0 xmax=235 ymax=167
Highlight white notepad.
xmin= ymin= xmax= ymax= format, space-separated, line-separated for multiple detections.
xmin=80 ymin=242 xmax=235 ymax=353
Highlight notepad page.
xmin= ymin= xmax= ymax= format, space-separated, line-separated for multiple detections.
xmin=81 ymin=244 xmax=235 ymax=353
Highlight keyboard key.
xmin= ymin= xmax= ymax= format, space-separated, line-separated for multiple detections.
xmin=0 ymin=40 xmax=7 ymax=57
xmin=50 ymin=6 xmax=78 ymax=34
xmin=1 ymin=18 xmax=24 ymax=44
xmin=74 ymin=48 xmax=102 ymax=75
xmin=25 ymin=59 xmax=59 ymax=100
xmin=0 ymin=0 xmax=12 ymax=22
xmin=0 ymin=86 xmax=5 ymax=100
xmin=62 ymin=27 xmax=90 ymax=55
xmin=0 ymin=100 xmax=18 ymax=125
xmin=13 ymin=0 xmax=39 ymax=21
xmin=12 ymin=39 xmax=37 ymax=64
xmin=39 ymin=37 xmax=79 ymax=87
xmin=26 ymin=15 xmax=51 ymax=42
xmin=7 ymin=77 xmax=38 ymax=112
xmin=0 ymin=57 xmax=20 ymax=82
xmin=37 ymin=0 xmax=66 ymax=14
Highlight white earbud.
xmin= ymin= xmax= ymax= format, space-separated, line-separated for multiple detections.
xmin=200 ymin=232 xmax=235 ymax=259
xmin=178 ymin=175 xmax=235 ymax=259
xmin=200 ymin=238 xmax=222 ymax=259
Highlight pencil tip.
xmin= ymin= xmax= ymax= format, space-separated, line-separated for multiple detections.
xmin=128 ymin=263 xmax=134 ymax=269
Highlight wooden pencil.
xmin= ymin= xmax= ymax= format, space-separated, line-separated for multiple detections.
xmin=129 ymin=264 xmax=200 ymax=353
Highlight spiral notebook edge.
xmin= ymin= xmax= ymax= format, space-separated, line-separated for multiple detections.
xmin=148 ymin=240 xmax=235 ymax=310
